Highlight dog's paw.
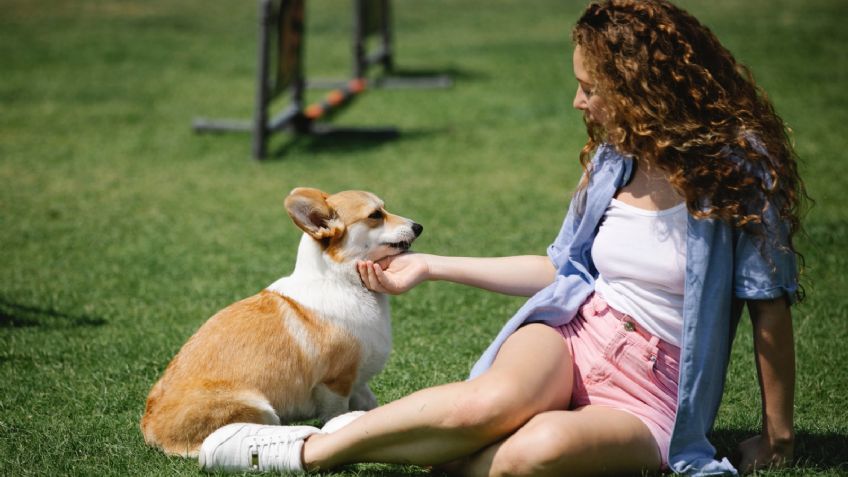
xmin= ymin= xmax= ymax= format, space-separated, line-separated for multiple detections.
xmin=321 ymin=411 xmax=367 ymax=434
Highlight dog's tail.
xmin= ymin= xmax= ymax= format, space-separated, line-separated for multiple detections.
xmin=140 ymin=380 xmax=280 ymax=457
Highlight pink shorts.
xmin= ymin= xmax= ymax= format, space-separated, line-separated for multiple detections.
xmin=555 ymin=293 xmax=680 ymax=467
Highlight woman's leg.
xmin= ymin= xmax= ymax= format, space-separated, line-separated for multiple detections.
xmin=454 ymin=405 xmax=662 ymax=477
xmin=302 ymin=323 xmax=574 ymax=471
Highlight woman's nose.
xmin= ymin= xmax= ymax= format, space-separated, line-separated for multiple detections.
xmin=573 ymin=86 xmax=586 ymax=110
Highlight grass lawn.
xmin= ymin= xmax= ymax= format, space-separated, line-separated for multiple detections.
xmin=1 ymin=0 xmax=847 ymax=475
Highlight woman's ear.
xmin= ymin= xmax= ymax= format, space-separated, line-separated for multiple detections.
xmin=284 ymin=188 xmax=344 ymax=240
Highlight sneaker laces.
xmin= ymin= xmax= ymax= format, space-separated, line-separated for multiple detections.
xmin=247 ymin=434 xmax=303 ymax=472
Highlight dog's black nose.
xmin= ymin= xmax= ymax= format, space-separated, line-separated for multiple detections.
xmin=412 ymin=223 xmax=423 ymax=237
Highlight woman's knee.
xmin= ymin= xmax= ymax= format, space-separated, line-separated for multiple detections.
xmin=491 ymin=415 xmax=579 ymax=477
xmin=438 ymin=379 xmax=530 ymax=438
xmin=491 ymin=411 xmax=661 ymax=477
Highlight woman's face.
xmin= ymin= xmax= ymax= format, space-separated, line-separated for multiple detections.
xmin=572 ymin=45 xmax=607 ymax=126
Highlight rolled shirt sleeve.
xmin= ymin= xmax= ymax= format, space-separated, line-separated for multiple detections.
xmin=733 ymin=200 xmax=799 ymax=304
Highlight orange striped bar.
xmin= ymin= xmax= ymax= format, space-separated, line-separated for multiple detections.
xmin=304 ymin=78 xmax=368 ymax=120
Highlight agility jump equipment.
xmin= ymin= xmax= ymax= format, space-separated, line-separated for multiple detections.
xmin=351 ymin=0 xmax=452 ymax=89
xmin=193 ymin=0 xmax=451 ymax=160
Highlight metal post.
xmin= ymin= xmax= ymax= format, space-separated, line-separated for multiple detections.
xmin=252 ymin=0 xmax=273 ymax=160
xmin=353 ymin=0 xmax=366 ymax=79
xmin=380 ymin=0 xmax=393 ymax=73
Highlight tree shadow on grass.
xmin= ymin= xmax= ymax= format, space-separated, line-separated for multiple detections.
xmin=0 ymin=297 xmax=107 ymax=329
xmin=711 ymin=428 xmax=848 ymax=472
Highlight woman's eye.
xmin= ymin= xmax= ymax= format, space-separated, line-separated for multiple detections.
xmin=368 ymin=210 xmax=384 ymax=220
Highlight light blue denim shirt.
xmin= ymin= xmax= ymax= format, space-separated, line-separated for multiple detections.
xmin=469 ymin=144 xmax=798 ymax=476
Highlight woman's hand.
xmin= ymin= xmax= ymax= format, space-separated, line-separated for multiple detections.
xmin=737 ymin=433 xmax=794 ymax=474
xmin=357 ymin=253 xmax=430 ymax=295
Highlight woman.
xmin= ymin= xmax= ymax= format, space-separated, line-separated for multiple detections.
xmin=200 ymin=0 xmax=803 ymax=474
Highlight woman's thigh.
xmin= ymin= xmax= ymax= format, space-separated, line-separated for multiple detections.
xmin=442 ymin=323 xmax=574 ymax=440
xmin=468 ymin=323 xmax=574 ymax=419
xmin=462 ymin=404 xmax=662 ymax=477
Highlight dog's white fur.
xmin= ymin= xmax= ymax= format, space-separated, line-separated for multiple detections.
xmin=140 ymin=187 xmax=421 ymax=456
xmin=264 ymin=234 xmax=391 ymax=414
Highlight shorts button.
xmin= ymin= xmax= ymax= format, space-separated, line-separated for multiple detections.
xmin=623 ymin=322 xmax=636 ymax=332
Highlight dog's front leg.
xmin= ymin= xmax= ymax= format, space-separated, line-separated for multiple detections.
xmin=349 ymin=383 xmax=378 ymax=411
xmin=314 ymin=385 xmax=351 ymax=421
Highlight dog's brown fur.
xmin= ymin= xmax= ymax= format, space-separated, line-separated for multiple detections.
xmin=140 ymin=291 xmax=361 ymax=456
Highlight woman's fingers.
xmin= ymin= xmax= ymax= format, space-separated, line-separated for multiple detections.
xmin=357 ymin=261 xmax=368 ymax=285
xmin=358 ymin=258 xmax=409 ymax=294
xmin=372 ymin=262 xmax=388 ymax=282
xmin=357 ymin=261 xmax=381 ymax=292
xmin=366 ymin=261 xmax=388 ymax=293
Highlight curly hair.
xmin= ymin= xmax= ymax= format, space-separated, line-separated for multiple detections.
xmin=572 ymin=0 xmax=807 ymax=286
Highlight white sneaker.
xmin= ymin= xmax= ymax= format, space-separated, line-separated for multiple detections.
xmin=198 ymin=423 xmax=320 ymax=473
xmin=321 ymin=411 xmax=366 ymax=434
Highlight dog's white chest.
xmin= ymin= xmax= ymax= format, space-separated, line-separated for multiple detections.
xmin=351 ymin=293 xmax=392 ymax=379
xmin=266 ymin=275 xmax=392 ymax=374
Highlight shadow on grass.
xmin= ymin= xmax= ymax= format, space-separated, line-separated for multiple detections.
xmin=712 ymin=428 xmax=848 ymax=472
xmin=307 ymin=66 xmax=489 ymax=89
xmin=269 ymin=127 xmax=448 ymax=159
xmin=0 ymin=297 xmax=107 ymax=329
xmin=334 ymin=430 xmax=848 ymax=477
xmin=373 ymin=65 xmax=488 ymax=85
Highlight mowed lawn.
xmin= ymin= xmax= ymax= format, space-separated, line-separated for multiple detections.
xmin=1 ymin=0 xmax=846 ymax=475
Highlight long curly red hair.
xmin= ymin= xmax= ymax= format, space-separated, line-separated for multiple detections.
xmin=572 ymin=0 xmax=807 ymax=277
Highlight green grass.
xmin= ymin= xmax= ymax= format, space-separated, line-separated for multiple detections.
xmin=1 ymin=0 xmax=846 ymax=475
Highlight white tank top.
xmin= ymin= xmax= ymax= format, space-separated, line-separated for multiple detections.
xmin=592 ymin=198 xmax=687 ymax=346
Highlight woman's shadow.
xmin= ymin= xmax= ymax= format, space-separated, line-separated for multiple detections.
xmin=712 ymin=428 xmax=848 ymax=473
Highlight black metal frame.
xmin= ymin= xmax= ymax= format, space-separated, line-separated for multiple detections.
xmin=252 ymin=0 xmax=308 ymax=158
xmin=354 ymin=0 xmax=391 ymax=77
xmin=352 ymin=0 xmax=452 ymax=89
xmin=193 ymin=0 xmax=309 ymax=159
xmin=308 ymin=0 xmax=453 ymax=90
xmin=192 ymin=0 xmax=446 ymax=160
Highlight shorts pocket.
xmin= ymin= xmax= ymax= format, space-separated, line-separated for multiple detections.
xmin=648 ymin=354 xmax=679 ymax=398
xmin=582 ymin=330 xmax=627 ymax=384
xmin=621 ymin=337 xmax=678 ymax=398
xmin=577 ymin=330 xmax=624 ymax=385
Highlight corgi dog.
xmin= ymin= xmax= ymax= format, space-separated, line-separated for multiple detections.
xmin=140 ymin=187 xmax=422 ymax=457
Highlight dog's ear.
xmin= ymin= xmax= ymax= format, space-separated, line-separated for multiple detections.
xmin=284 ymin=188 xmax=344 ymax=241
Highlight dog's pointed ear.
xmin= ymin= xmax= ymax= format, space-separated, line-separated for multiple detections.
xmin=284 ymin=188 xmax=344 ymax=240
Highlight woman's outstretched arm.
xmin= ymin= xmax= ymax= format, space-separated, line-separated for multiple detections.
xmin=738 ymin=296 xmax=795 ymax=473
xmin=358 ymin=253 xmax=556 ymax=297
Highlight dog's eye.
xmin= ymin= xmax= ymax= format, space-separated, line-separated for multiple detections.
xmin=368 ymin=210 xmax=384 ymax=220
